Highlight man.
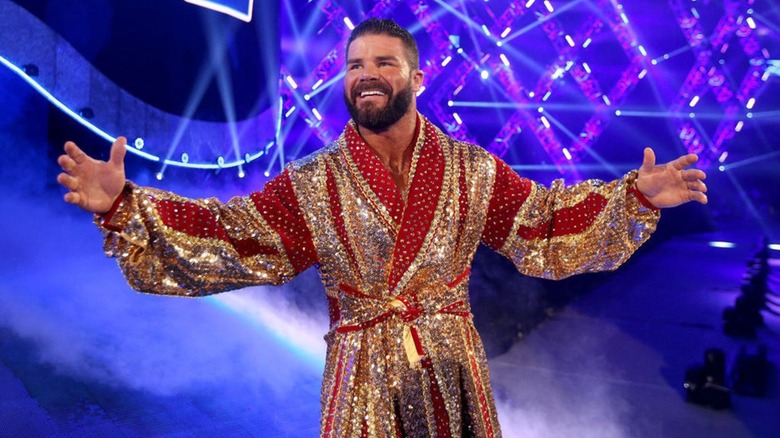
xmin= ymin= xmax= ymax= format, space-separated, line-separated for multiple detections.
xmin=57 ymin=18 xmax=707 ymax=438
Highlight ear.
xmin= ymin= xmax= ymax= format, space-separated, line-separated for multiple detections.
xmin=411 ymin=68 xmax=424 ymax=92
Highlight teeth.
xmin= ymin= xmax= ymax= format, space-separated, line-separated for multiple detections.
xmin=360 ymin=90 xmax=385 ymax=97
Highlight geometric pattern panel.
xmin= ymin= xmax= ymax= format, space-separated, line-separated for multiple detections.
xmin=279 ymin=0 xmax=777 ymax=177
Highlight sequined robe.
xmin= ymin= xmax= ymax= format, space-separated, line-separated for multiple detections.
xmin=97 ymin=115 xmax=660 ymax=437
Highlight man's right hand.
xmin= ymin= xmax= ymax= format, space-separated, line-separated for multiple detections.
xmin=57 ymin=137 xmax=127 ymax=214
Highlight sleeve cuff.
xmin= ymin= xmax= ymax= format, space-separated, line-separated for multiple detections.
xmin=97 ymin=183 xmax=132 ymax=231
xmin=626 ymin=178 xmax=660 ymax=211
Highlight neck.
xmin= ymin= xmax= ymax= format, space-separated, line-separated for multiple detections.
xmin=357 ymin=110 xmax=418 ymax=170
xmin=356 ymin=110 xmax=419 ymax=195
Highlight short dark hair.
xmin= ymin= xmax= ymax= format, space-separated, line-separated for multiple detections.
xmin=346 ymin=18 xmax=420 ymax=69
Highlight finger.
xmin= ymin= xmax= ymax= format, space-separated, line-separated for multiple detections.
xmin=640 ymin=147 xmax=655 ymax=172
xmin=690 ymin=191 xmax=708 ymax=205
xmin=688 ymin=180 xmax=707 ymax=193
xmin=671 ymin=153 xmax=699 ymax=170
xmin=57 ymin=154 xmax=77 ymax=173
xmin=109 ymin=137 xmax=127 ymax=166
xmin=684 ymin=169 xmax=707 ymax=181
xmin=63 ymin=191 xmax=81 ymax=205
xmin=57 ymin=172 xmax=79 ymax=191
xmin=64 ymin=141 xmax=88 ymax=164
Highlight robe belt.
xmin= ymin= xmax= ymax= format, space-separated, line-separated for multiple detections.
xmin=334 ymin=269 xmax=471 ymax=367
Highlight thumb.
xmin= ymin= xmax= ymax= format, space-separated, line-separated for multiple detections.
xmin=109 ymin=136 xmax=127 ymax=167
xmin=640 ymin=147 xmax=655 ymax=172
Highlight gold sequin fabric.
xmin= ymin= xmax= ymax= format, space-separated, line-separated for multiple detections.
xmin=96 ymin=114 xmax=660 ymax=437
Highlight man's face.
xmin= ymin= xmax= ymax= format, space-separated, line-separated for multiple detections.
xmin=343 ymin=34 xmax=423 ymax=132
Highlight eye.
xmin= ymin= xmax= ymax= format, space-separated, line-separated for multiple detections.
xmin=348 ymin=64 xmax=361 ymax=70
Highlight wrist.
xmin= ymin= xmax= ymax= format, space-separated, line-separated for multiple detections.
xmin=98 ymin=182 xmax=131 ymax=230
xmin=627 ymin=171 xmax=659 ymax=210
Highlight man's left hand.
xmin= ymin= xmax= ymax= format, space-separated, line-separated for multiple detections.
xmin=636 ymin=147 xmax=708 ymax=208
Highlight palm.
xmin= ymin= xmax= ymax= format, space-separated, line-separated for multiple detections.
xmin=636 ymin=148 xmax=708 ymax=208
xmin=57 ymin=137 xmax=127 ymax=214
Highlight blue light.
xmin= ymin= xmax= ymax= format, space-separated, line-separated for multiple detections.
xmin=184 ymin=0 xmax=254 ymax=22
xmin=0 ymin=53 xmax=265 ymax=171
xmin=0 ymin=54 xmax=162 ymax=162
xmin=285 ymin=75 xmax=298 ymax=89
xmin=709 ymin=241 xmax=736 ymax=249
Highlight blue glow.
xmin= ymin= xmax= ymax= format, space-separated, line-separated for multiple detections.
xmin=245 ymin=142 xmax=273 ymax=163
xmin=184 ymin=0 xmax=254 ymax=22
xmin=209 ymin=295 xmax=326 ymax=369
xmin=0 ymin=54 xmax=269 ymax=171
xmin=0 ymin=54 xmax=160 ymax=162
xmin=285 ymin=75 xmax=298 ymax=89
xmin=709 ymin=241 xmax=736 ymax=249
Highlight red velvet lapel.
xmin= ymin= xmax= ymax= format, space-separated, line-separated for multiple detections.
xmin=340 ymin=116 xmax=449 ymax=296
xmin=388 ymin=119 xmax=448 ymax=294
xmin=343 ymin=122 xmax=409 ymax=229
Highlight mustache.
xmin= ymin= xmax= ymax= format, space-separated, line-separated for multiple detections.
xmin=351 ymin=82 xmax=393 ymax=101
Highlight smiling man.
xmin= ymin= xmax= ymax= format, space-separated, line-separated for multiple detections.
xmin=58 ymin=18 xmax=707 ymax=438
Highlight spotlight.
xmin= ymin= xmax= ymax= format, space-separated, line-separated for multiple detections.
xmin=684 ymin=348 xmax=731 ymax=409
xmin=134 ymin=137 xmax=145 ymax=149
xmin=723 ymin=235 xmax=777 ymax=338
xmin=730 ymin=344 xmax=770 ymax=397
xmin=22 ymin=63 xmax=39 ymax=76
xmin=78 ymin=107 xmax=94 ymax=119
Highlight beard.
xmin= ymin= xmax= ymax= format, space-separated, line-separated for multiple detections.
xmin=344 ymin=79 xmax=414 ymax=132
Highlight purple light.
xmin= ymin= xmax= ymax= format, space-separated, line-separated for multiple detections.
xmin=667 ymin=0 xmax=770 ymax=168
xmin=273 ymin=0 xmax=774 ymax=178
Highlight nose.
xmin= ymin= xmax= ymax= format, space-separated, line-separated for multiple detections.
xmin=360 ymin=64 xmax=379 ymax=81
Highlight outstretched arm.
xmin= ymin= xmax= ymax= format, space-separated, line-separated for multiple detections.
xmin=636 ymin=147 xmax=708 ymax=208
xmin=481 ymin=152 xmax=661 ymax=281
xmin=57 ymin=137 xmax=127 ymax=214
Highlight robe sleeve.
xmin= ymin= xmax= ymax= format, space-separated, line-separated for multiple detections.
xmin=95 ymin=169 xmax=317 ymax=296
xmin=480 ymin=156 xmax=660 ymax=280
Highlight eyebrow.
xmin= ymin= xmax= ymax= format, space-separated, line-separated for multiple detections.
xmin=346 ymin=55 xmax=401 ymax=64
